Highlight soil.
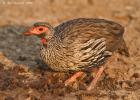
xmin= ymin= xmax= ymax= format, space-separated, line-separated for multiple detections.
xmin=0 ymin=0 xmax=140 ymax=100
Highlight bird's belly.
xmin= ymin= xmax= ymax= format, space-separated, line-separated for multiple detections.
xmin=40 ymin=52 xmax=104 ymax=72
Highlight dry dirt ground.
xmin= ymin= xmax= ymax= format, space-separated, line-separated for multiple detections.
xmin=0 ymin=0 xmax=140 ymax=100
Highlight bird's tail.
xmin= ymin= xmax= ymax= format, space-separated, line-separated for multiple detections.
xmin=117 ymin=39 xmax=130 ymax=57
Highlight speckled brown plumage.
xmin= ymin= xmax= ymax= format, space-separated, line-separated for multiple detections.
xmin=37 ymin=18 xmax=127 ymax=71
xmin=24 ymin=18 xmax=129 ymax=90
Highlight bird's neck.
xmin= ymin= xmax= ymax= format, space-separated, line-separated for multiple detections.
xmin=40 ymin=29 xmax=61 ymax=48
xmin=41 ymin=35 xmax=59 ymax=48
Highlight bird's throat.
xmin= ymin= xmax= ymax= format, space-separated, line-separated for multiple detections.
xmin=41 ymin=38 xmax=47 ymax=47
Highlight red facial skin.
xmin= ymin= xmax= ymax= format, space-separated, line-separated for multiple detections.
xmin=41 ymin=38 xmax=47 ymax=45
xmin=24 ymin=26 xmax=48 ymax=35
xmin=24 ymin=26 xmax=48 ymax=45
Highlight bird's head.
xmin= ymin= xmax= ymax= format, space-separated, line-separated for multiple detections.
xmin=24 ymin=22 xmax=54 ymax=45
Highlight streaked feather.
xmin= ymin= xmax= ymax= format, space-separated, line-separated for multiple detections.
xmin=39 ymin=18 xmax=126 ymax=71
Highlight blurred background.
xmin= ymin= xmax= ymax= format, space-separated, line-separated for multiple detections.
xmin=0 ymin=0 xmax=140 ymax=100
xmin=0 ymin=0 xmax=140 ymax=26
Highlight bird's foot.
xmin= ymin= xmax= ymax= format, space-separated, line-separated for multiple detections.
xmin=65 ymin=71 xmax=84 ymax=86
xmin=87 ymin=66 xmax=105 ymax=91
xmin=64 ymin=66 xmax=105 ymax=91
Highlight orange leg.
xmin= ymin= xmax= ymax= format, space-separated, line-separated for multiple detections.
xmin=87 ymin=66 xmax=105 ymax=91
xmin=65 ymin=71 xmax=84 ymax=86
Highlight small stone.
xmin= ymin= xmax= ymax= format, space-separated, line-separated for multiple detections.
xmin=121 ymin=82 xmax=129 ymax=88
xmin=132 ymin=73 xmax=139 ymax=79
xmin=68 ymin=62 xmax=74 ymax=67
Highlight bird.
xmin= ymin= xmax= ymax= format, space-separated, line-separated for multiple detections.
xmin=24 ymin=18 xmax=129 ymax=91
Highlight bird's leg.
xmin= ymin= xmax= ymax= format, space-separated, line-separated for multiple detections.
xmin=87 ymin=66 xmax=105 ymax=91
xmin=65 ymin=71 xmax=84 ymax=86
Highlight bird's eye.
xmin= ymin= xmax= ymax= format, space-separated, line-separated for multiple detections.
xmin=38 ymin=28 xmax=44 ymax=31
xmin=35 ymin=26 xmax=48 ymax=34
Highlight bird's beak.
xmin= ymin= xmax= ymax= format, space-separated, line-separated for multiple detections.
xmin=23 ymin=27 xmax=34 ymax=36
xmin=24 ymin=31 xmax=33 ymax=36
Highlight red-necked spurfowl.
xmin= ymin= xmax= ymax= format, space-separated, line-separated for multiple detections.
xmin=24 ymin=18 xmax=129 ymax=91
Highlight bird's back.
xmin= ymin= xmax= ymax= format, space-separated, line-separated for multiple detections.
xmin=55 ymin=18 xmax=124 ymax=52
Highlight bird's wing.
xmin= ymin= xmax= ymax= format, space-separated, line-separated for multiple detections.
xmin=65 ymin=38 xmax=112 ymax=70
xmin=54 ymin=18 xmax=124 ymax=70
